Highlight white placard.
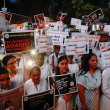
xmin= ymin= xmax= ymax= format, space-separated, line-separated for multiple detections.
xmin=104 ymin=25 xmax=110 ymax=32
xmin=47 ymin=31 xmax=68 ymax=46
xmin=70 ymin=18 xmax=81 ymax=29
xmin=66 ymin=39 xmax=89 ymax=55
xmin=100 ymin=50 xmax=110 ymax=69
xmin=99 ymin=42 xmax=110 ymax=52
xmin=35 ymin=35 xmax=52 ymax=53
xmin=0 ymin=11 xmax=12 ymax=31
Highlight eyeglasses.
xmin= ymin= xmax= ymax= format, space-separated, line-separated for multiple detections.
xmin=7 ymin=61 xmax=17 ymax=66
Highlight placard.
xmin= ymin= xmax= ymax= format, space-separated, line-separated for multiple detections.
xmin=35 ymin=35 xmax=52 ymax=53
xmin=0 ymin=85 xmax=24 ymax=110
xmin=47 ymin=31 xmax=68 ymax=46
xmin=70 ymin=18 xmax=81 ymax=29
xmin=66 ymin=39 xmax=89 ymax=55
xmin=0 ymin=11 xmax=12 ymax=31
xmin=99 ymin=42 xmax=110 ymax=52
xmin=3 ymin=31 xmax=35 ymax=54
xmin=48 ymin=73 xmax=77 ymax=96
xmin=100 ymin=50 xmax=110 ymax=69
xmin=34 ymin=13 xmax=46 ymax=29
xmin=22 ymin=89 xmax=54 ymax=110
xmin=87 ymin=8 xmax=104 ymax=24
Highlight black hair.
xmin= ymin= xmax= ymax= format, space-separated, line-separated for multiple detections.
xmin=0 ymin=66 xmax=10 ymax=75
xmin=53 ymin=45 xmax=60 ymax=49
xmin=80 ymin=53 xmax=97 ymax=75
xmin=2 ymin=54 xmax=16 ymax=66
xmin=56 ymin=55 xmax=68 ymax=75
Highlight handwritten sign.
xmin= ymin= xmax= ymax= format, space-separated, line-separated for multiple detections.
xmin=100 ymin=50 xmax=110 ymax=69
xmin=66 ymin=38 xmax=89 ymax=55
xmin=47 ymin=31 xmax=68 ymax=46
xmin=35 ymin=35 xmax=52 ymax=53
xmin=99 ymin=42 xmax=110 ymax=52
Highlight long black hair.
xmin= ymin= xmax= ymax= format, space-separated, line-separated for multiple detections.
xmin=55 ymin=55 xmax=68 ymax=75
xmin=80 ymin=53 xmax=97 ymax=75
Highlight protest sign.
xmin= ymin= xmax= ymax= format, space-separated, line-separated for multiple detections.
xmin=66 ymin=38 xmax=89 ymax=55
xmin=34 ymin=13 xmax=46 ymax=29
xmin=104 ymin=25 xmax=110 ymax=32
xmin=99 ymin=42 xmax=110 ymax=52
xmin=0 ymin=85 xmax=24 ymax=110
xmin=100 ymin=50 xmax=110 ymax=69
xmin=23 ymin=89 xmax=54 ymax=110
xmin=48 ymin=73 xmax=77 ymax=96
xmin=35 ymin=35 xmax=52 ymax=53
xmin=0 ymin=11 xmax=12 ymax=31
xmin=87 ymin=8 xmax=104 ymax=24
xmin=84 ymin=35 xmax=100 ymax=49
xmin=48 ymin=22 xmax=58 ymax=31
xmin=70 ymin=18 xmax=81 ymax=29
xmin=47 ymin=31 xmax=68 ymax=46
xmin=3 ymin=31 xmax=35 ymax=54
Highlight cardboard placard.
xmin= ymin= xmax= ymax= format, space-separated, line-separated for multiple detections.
xmin=3 ymin=31 xmax=35 ymax=54
xmin=0 ymin=85 xmax=24 ymax=110
xmin=22 ymin=89 xmax=54 ymax=110
xmin=48 ymin=73 xmax=77 ymax=96
xmin=34 ymin=13 xmax=46 ymax=29
xmin=87 ymin=8 xmax=104 ymax=24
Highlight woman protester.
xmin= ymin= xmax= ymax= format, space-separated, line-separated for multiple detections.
xmin=24 ymin=66 xmax=47 ymax=95
xmin=2 ymin=54 xmax=24 ymax=87
xmin=76 ymin=53 xmax=101 ymax=110
xmin=50 ymin=55 xmax=76 ymax=110
xmin=0 ymin=67 xmax=16 ymax=93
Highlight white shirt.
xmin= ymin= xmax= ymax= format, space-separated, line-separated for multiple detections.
xmin=40 ymin=63 xmax=51 ymax=80
xmin=68 ymin=63 xmax=79 ymax=75
xmin=24 ymin=78 xmax=47 ymax=95
xmin=49 ymin=53 xmax=61 ymax=68
xmin=11 ymin=67 xmax=24 ymax=87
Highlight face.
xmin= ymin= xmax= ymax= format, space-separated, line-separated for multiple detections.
xmin=31 ymin=69 xmax=41 ymax=85
xmin=6 ymin=58 xmax=17 ymax=73
xmin=0 ymin=74 xmax=10 ymax=89
xmin=54 ymin=46 xmax=60 ymax=54
xmin=88 ymin=55 xmax=98 ymax=69
xmin=67 ymin=55 xmax=74 ymax=64
xmin=58 ymin=59 xmax=68 ymax=74
xmin=36 ymin=55 xmax=44 ymax=67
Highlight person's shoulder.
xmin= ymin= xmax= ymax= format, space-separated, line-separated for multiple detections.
xmin=102 ymin=67 xmax=110 ymax=75
xmin=24 ymin=79 xmax=32 ymax=85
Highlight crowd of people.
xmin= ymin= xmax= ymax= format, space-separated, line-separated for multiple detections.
xmin=0 ymin=45 xmax=110 ymax=110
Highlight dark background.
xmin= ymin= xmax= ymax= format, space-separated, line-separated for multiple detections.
xmin=0 ymin=0 xmax=110 ymax=24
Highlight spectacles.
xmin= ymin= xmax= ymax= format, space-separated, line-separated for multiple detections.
xmin=7 ymin=61 xmax=17 ymax=66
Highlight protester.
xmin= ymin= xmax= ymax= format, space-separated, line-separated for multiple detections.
xmin=2 ymin=54 xmax=24 ymax=87
xmin=76 ymin=53 xmax=101 ymax=110
xmin=35 ymin=53 xmax=51 ymax=83
xmin=0 ymin=67 xmax=16 ymax=93
xmin=67 ymin=55 xmax=80 ymax=74
xmin=24 ymin=66 xmax=47 ymax=95
xmin=51 ymin=56 xmax=75 ymax=110
xmin=100 ymin=67 xmax=110 ymax=110
xmin=49 ymin=45 xmax=61 ymax=74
